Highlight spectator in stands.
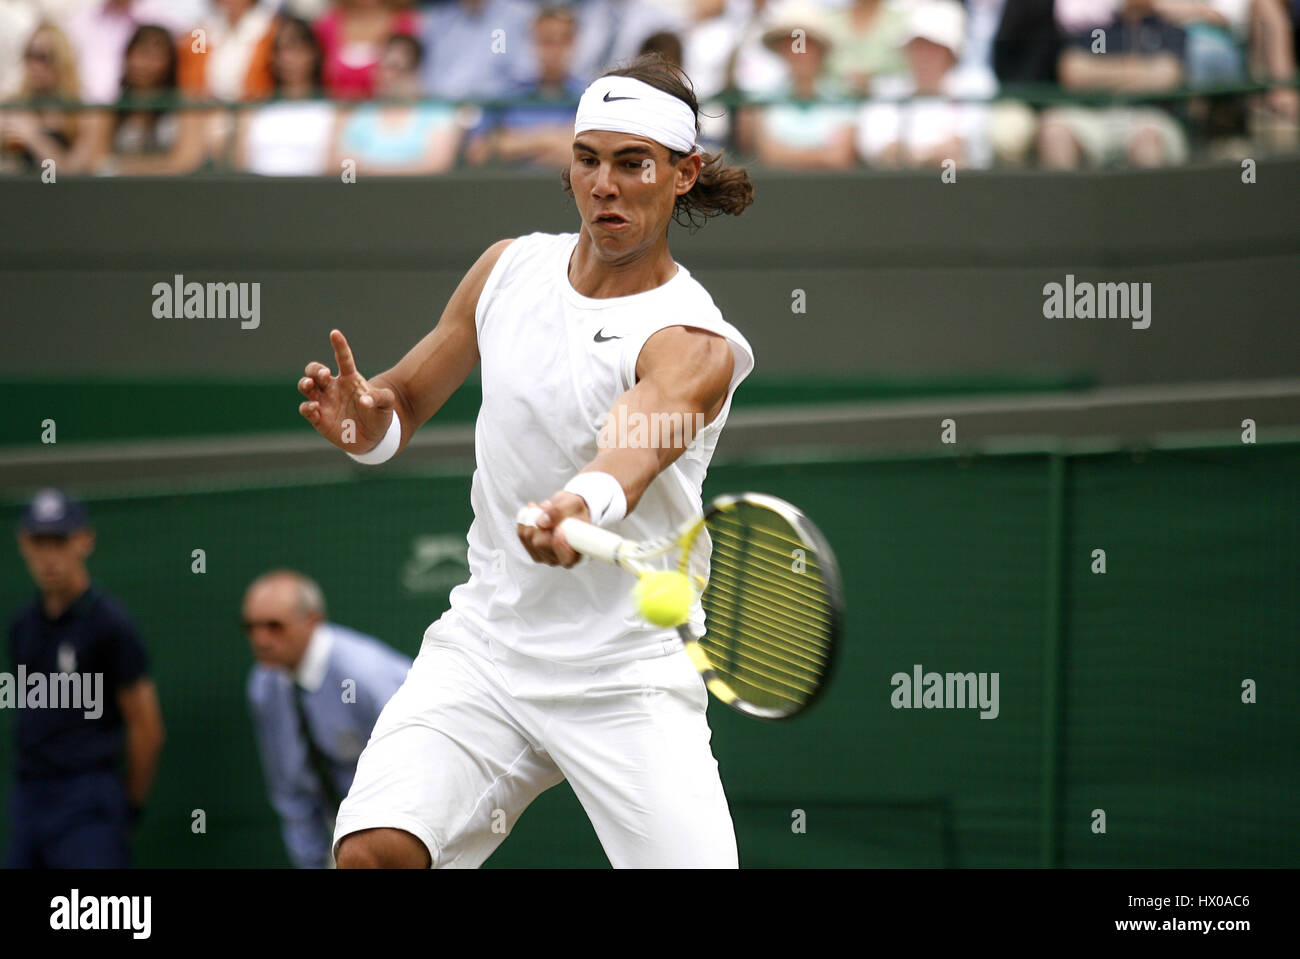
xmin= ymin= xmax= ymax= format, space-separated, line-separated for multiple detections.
xmin=953 ymin=0 xmax=1010 ymax=97
xmin=1038 ymin=0 xmax=1190 ymax=167
xmin=316 ymin=0 xmax=418 ymax=100
xmin=234 ymin=16 xmax=338 ymax=175
xmin=65 ymin=0 xmax=199 ymax=105
xmin=0 ymin=21 xmax=93 ymax=175
xmin=1154 ymin=1 xmax=1297 ymax=124
xmin=420 ymin=0 xmax=536 ymax=100
xmin=993 ymin=0 xmax=1062 ymax=87
xmin=243 ymin=569 xmax=410 ymax=869
xmin=824 ymin=0 xmax=910 ymax=96
xmin=951 ymin=0 xmax=1041 ymax=166
xmin=464 ymin=5 xmax=587 ymax=169
xmin=740 ymin=0 xmax=857 ymax=168
xmin=570 ymin=0 xmax=686 ymax=81
xmin=176 ymin=0 xmax=282 ymax=174
xmin=0 ymin=1 xmax=42 ymax=100
xmin=330 ymin=33 xmax=461 ymax=174
xmin=686 ymin=0 xmax=788 ymax=97
xmin=856 ymin=0 xmax=991 ymax=167
xmin=82 ymin=23 xmax=207 ymax=175
xmin=177 ymin=0 xmax=279 ymax=102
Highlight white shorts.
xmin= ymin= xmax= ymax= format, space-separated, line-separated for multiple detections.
xmin=333 ymin=610 xmax=738 ymax=868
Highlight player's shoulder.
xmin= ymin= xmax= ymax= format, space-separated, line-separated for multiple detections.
xmin=492 ymin=231 xmax=572 ymax=273
xmin=658 ymin=264 xmax=748 ymax=344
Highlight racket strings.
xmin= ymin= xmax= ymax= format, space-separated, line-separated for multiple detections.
xmin=692 ymin=504 xmax=836 ymax=711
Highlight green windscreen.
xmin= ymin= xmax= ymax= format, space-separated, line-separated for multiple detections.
xmin=0 ymin=444 xmax=1294 ymax=867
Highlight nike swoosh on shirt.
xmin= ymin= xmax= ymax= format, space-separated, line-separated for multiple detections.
xmin=602 ymin=92 xmax=638 ymax=102
xmin=594 ymin=329 xmax=623 ymax=342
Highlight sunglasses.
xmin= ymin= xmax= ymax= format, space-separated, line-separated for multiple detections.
xmin=241 ymin=618 xmax=288 ymax=634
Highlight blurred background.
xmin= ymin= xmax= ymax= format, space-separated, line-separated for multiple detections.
xmin=1 ymin=0 xmax=1298 ymax=868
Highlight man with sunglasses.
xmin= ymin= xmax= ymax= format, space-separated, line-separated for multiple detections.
xmin=242 ymin=569 xmax=410 ymax=869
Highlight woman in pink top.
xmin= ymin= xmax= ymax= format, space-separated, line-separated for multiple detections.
xmin=315 ymin=0 xmax=418 ymax=100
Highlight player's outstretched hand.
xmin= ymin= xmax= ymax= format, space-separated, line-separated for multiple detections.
xmin=298 ymin=329 xmax=398 ymax=454
xmin=518 ymin=492 xmax=590 ymax=568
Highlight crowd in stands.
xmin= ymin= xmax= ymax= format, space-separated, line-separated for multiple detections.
xmin=0 ymin=0 xmax=1296 ymax=175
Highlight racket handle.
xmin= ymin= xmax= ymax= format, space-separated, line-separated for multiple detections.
xmin=513 ymin=507 xmax=626 ymax=565
xmin=515 ymin=506 xmax=544 ymax=527
xmin=557 ymin=518 xmax=625 ymax=565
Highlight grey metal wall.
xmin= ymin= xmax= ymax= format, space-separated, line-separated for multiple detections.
xmin=3 ymin=160 xmax=1298 ymax=383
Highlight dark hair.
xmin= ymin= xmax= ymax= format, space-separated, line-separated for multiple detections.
xmin=115 ymin=24 xmax=177 ymax=140
xmin=638 ymin=31 xmax=683 ymax=68
xmin=560 ymin=53 xmax=754 ymax=230
xmin=385 ymin=32 xmax=424 ymax=70
xmin=271 ymin=16 xmax=323 ymax=92
xmin=121 ymin=24 xmax=178 ymax=95
xmin=535 ymin=4 xmax=577 ymax=30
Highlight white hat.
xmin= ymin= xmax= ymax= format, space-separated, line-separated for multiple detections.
xmin=761 ymin=0 xmax=835 ymax=55
xmin=898 ymin=1 xmax=967 ymax=58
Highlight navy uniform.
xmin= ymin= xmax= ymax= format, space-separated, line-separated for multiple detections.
xmin=5 ymin=493 xmax=151 ymax=868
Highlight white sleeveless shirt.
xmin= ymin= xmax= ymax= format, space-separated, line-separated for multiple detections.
xmin=440 ymin=231 xmax=755 ymax=665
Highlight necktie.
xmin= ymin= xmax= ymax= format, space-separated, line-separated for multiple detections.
xmin=293 ymin=685 xmax=342 ymax=817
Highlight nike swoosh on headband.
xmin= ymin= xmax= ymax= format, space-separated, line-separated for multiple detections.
xmin=603 ymin=91 xmax=638 ymax=102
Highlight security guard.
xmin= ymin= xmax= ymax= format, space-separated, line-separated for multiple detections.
xmin=5 ymin=489 xmax=165 ymax=868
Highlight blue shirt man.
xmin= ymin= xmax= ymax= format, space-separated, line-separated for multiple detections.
xmin=463 ymin=5 xmax=586 ymax=169
xmin=243 ymin=570 xmax=410 ymax=869
xmin=5 ymin=488 xmax=165 ymax=869
xmin=420 ymin=0 xmax=538 ymax=100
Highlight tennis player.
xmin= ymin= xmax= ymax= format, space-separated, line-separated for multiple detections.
xmin=297 ymin=54 xmax=755 ymax=868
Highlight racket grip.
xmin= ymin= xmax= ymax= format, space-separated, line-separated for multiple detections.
xmin=515 ymin=506 xmax=544 ymax=527
xmin=556 ymin=517 xmax=625 ymax=565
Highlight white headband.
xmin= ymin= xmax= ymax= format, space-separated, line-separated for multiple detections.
xmin=574 ymin=76 xmax=697 ymax=155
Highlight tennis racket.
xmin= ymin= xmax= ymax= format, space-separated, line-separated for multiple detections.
xmin=516 ymin=492 xmax=842 ymax=720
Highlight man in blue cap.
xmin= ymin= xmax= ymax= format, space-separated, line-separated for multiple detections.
xmin=5 ymin=488 xmax=165 ymax=868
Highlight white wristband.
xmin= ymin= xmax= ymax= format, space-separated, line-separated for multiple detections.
xmin=345 ymin=412 xmax=401 ymax=465
xmin=563 ymin=471 xmax=627 ymax=527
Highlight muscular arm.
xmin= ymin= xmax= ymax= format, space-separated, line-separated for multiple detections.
xmin=585 ymin=326 xmax=734 ymax=513
xmin=117 ymin=678 xmax=165 ymax=809
xmin=520 ymin=325 xmax=736 ymax=566
xmin=1059 ymin=49 xmax=1184 ymax=93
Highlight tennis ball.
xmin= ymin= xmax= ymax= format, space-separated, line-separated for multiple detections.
xmin=634 ymin=570 xmax=693 ymax=627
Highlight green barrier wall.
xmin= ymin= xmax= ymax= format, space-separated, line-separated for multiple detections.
xmin=1 ymin=443 xmax=1294 ymax=867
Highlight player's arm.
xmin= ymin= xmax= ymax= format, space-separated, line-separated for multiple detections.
xmin=298 ymin=238 xmax=514 ymax=456
xmin=520 ymin=325 xmax=734 ymax=567
xmin=118 ymin=677 xmax=165 ymax=811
